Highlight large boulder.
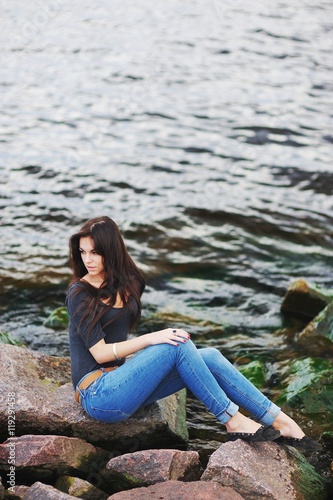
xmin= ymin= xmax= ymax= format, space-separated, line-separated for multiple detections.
xmin=281 ymin=279 xmax=333 ymax=320
xmin=0 ymin=344 xmax=188 ymax=451
xmin=107 ymin=480 xmax=245 ymax=499
xmin=201 ymin=440 xmax=327 ymax=500
xmin=102 ymin=449 xmax=201 ymax=491
xmin=0 ymin=435 xmax=107 ymax=484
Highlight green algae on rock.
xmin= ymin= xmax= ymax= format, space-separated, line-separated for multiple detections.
xmin=298 ymin=301 xmax=333 ymax=346
xmin=44 ymin=306 xmax=69 ymax=329
xmin=275 ymin=357 xmax=333 ymax=421
xmin=237 ymin=360 xmax=268 ymax=390
xmin=0 ymin=331 xmax=25 ymax=346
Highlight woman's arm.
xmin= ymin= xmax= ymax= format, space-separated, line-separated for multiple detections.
xmin=89 ymin=328 xmax=190 ymax=364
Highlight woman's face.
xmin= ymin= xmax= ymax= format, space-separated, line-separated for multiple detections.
xmin=79 ymin=236 xmax=104 ymax=280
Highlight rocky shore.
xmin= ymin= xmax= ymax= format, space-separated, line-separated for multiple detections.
xmin=0 ymin=280 xmax=332 ymax=499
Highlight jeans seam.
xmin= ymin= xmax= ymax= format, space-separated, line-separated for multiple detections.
xmin=169 ymin=344 xmax=232 ymax=417
xmin=210 ymin=367 xmax=271 ymax=415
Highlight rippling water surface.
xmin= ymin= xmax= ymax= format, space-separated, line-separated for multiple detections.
xmin=1 ymin=0 xmax=333 ymax=456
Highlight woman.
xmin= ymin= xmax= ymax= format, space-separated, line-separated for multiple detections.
xmin=66 ymin=216 xmax=320 ymax=451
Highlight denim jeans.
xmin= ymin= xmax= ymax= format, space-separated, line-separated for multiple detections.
xmin=78 ymin=340 xmax=280 ymax=425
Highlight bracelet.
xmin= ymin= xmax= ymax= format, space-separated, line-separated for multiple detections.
xmin=113 ymin=343 xmax=120 ymax=361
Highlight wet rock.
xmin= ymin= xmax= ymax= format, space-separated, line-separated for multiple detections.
xmin=0 ymin=435 xmax=106 ymax=484
xmin=103 ymin=449 xmax=201 ymax=491
xmin=55 ymin=475 xmax=109 ymax=499
xmin=24 ymin=481 xmax=78 ymax=499
xmin=275 ymin=357 xmax=333 ymax=422
xmin=237 ymin=360 xmax=267 ymax=390
xmin=44 ymin=307 xmax=69 ymax=329
xmin=107 ymin=480 xmax=244 ymax=499
xmin=322 ymin=431 xmax=333 ymax=454
xmin=281 ymin=279 xmax=333 ymax=320
xmin=298 ymin=301 xmax=333 ymax=350
xmin=201 ymin=440 xmax=327 ymax=500
xmin=0 ymin=344 xmax=188 ymax=451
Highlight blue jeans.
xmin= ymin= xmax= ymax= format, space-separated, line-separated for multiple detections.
xmin=78 ymin=340 xmax=280 ymax=425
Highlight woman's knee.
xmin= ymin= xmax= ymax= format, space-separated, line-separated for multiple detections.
xmin=199 ymin=346 xmax=227 ymax=366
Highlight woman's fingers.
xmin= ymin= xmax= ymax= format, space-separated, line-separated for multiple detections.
xmin=148 ymin=328 xmax=191 ymax=346
xmin=169 ymin=328 xmax=190 ymax=339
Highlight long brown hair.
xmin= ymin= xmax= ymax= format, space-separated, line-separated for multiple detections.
xmin=68 ymin=216 xmax=145 ymax=336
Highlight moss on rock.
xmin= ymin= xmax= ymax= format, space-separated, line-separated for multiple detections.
xmin=276 ymin=357 xmax=333 ymax=421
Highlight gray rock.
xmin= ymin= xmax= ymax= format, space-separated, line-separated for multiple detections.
xmin=107 ymin=480 xmax=245 ymax=499
xmin=24 ymin=482 xmax=78 ymax=499
xmin=103 ymin=449 xmax=201 ymax=491
xmin=201 ymin=440 xmax=327 ymax=500
xmin=0 ymin=344 xmax=188 ymax=451
xmin=55 ymin=475 xmax=109 ymax=499
xmin=0 ymin=435 xmax=107 ymax=484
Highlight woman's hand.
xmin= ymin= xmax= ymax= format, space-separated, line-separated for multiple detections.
xmin=90 ymin=328 xmax=190 ymax=364
xmin=147 ymin=328 xmax=190 ymax=346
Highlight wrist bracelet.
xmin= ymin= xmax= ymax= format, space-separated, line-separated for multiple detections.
xmin=113 ymin=343 xmax=120 ymax=361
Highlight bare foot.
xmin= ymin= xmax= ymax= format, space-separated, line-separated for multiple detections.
xmin=225 ymin=412 xmax=262 ymax=434
xmin=272 ymin=411 xmax=305 ymax=439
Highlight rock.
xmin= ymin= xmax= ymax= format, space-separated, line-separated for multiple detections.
xmin=103 ymin=449 xmax=201 ymax=491
xmin=44 ymin=307 xmax=69 ymax=329
xmin=107 ymin=480 xmax=244 ymax=499
xmin=0 ymin=332 xmax=24 ymax=346
xmin=55 ymin=475 xmax=109 ymax=500
xmin=281 ymin=279 xmax=333 ymax=320
xmin=201 ymin=440 xmax=327 ymax=500
xmin=0 ymin=344 xmax=188 ymax=451
xmin=0 ymin=435 xmax=107 ymax=484
xmin=0 ymin=476 xmax=4 ymax=500
xmin=322 ymin=431 xmax=333 ymax=454
xmin=24 ymin=481 xmax=78 ymax=499
xmin=237 ymin=360 xmax=267 ymax=390
xmin=275 ymin=357 xmax=333 ymax=422
xmin=4 ymin=485 xmax=30 ymax=499
xmin=297 ymin=301 xmax=333 ymax=351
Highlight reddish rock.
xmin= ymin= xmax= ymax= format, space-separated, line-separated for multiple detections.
xmin=107 ymin=480 xmax=244 ymax=499
xmin=4 ymin=484 xmax=30 ymax=499
xmin=24 ymin=482 xmax=78 ymax=499
xmin=0 ymin=435 xmax=106 ymax=483
xmin=103 ymin=449 xmax=201 ymax=491
xmin=201 ymin=440 xmax=327 ymax=500
xmin=0 ymin=344 xmax=188 ymax=452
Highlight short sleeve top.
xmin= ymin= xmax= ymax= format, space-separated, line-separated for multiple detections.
xmin=66 ymin=281 xmax=135 ymax=388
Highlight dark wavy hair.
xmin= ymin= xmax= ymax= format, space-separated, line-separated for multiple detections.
xmin=68 ymin=216 xmax=145 ymax=335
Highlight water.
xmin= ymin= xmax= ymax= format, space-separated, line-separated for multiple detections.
xmin=1 ymin=0 xmax=333 ymax=460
